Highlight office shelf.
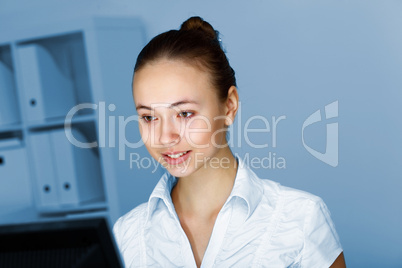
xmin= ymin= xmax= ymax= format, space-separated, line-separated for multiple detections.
xmin=0 ymin=45 xmax=21 ymax=126
xmin=0 ymin=16 xmax=147 ymax=224
xmin=27 ymin=114 xmax=96 ymax=131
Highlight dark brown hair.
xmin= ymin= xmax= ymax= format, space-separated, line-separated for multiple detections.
xmin=134 ymin=16 xmax=236 ymax=101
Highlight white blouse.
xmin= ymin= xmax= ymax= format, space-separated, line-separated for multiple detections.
xmin=113 ymin=158 xmax=343 ymax=267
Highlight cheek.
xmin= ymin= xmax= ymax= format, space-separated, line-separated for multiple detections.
xmin=184 ymin=118 xmax=212 ymax=148
xmin=184 ymin=117 xmax=225 ymax=148
xmin=210 ymin=118 xmax=227 ymax=145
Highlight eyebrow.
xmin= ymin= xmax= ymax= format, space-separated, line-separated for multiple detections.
xmin=136 ymin=100 xmax=199 ymax=111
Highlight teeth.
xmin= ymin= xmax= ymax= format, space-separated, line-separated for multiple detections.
xmin=167 ymin=151 xmax=188 ymax=159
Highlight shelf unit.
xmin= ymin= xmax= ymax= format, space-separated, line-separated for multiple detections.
xmin=0 ymin=17 xmax=151 ymax=225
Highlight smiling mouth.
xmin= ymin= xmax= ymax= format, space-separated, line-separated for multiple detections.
xmin=164 ymin=150 xmax=191 ymax=159
xmin=162 ymin=150 xmax=192 ymax=165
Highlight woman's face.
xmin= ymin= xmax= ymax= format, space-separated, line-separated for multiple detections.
xmin=133 ymin=59 xmax=230 ymax=178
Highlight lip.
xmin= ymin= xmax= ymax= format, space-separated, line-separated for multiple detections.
xmin=162 ymin=150 xmax=191 ymax=165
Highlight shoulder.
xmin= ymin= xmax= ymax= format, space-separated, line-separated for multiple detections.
xmin=116 ymin=202 xmax=148 ymax=225
xmin=256 ymin=177 xmax=342 ymax=267
xmin=238 ymin=160 xmax=322 ymax=210
xmin=258 ymin=176 xmax=324 ymax=212
xmin=256 ymin=175 xmax=333 ymax=233
xmin=238 ymin=161 xmax=326 ymax=222
xmin=114 ymin=202 xmax=148 ymax=231
xmin=113 ymin=202 xmax=148 ymax=250
xmin=115 ymin=202 xmax=148 ymax=227
xmin=276 ymin=184 xmax=330 ymax=230
xmin=278 ymin=183 xmax=325 ymax=210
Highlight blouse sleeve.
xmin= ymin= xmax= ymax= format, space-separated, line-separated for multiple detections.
xmin=300 ymin=197 xmax=343 ymax=268
xmin=112 ymin=203 xmax=147 ymax=267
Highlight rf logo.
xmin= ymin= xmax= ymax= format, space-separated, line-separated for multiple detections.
xmin=302 ymin=101 xmax=338 ymax=167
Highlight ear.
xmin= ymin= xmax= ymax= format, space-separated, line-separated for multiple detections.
xmin=224 ymin=86 xmax=239 ymax=126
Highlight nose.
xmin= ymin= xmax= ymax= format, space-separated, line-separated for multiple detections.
xmin=158 ymin=118 xmax=181 ymax=146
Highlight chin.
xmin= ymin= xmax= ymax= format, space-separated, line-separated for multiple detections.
xmin=163 ymin=155 xmax=202 ymax=178
xmin=163 ymin=162 xmax=194 ymax=178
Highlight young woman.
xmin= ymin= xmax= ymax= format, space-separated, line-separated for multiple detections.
xmin=113 ymin=16 xmax=346 ymax=268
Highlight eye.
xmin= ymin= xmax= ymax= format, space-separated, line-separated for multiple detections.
xmin=141 ymin=115 xmax=157 ymax=122
xmin=178 ymin=111 xmax=194 ymax=118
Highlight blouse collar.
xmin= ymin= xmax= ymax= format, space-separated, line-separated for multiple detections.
xmin=145 ymin=157 xmax=264 ymax=224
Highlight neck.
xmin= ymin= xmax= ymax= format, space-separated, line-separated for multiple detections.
xmin=171 ymin=148 xmax=238 ymax=219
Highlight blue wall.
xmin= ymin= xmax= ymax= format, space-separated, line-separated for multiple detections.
xmin=1 ymin=0 xmax=401 ymax=266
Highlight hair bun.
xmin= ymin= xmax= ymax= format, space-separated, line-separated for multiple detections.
xmin=180 ymin=16 xmax=218 ymax=41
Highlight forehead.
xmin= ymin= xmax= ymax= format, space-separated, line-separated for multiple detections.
xmin=132 ymin=59 xmax=215 ymax=105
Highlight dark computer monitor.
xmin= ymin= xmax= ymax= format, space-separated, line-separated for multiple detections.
xmin=0 ymin=217 xmax=123 ymax=268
